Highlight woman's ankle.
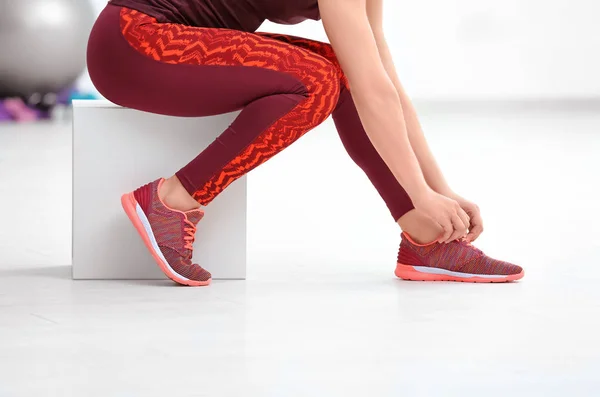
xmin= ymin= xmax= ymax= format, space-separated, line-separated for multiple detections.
xmin=397 ymin=210 xmax=443 ymax=244
xmin=159 ymin=176 xmax=201 ymax=212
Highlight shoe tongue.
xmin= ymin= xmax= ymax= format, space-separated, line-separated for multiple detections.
xmin=184 ymin=209 xmax=204 ymax=225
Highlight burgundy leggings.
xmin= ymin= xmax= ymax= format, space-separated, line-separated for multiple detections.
xmin=87 ymin=5 xmax=414 ymax=220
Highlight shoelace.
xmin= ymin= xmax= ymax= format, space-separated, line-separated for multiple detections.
xmin=458 ymin=238 xmax=484 ymax=257
xmin=183 ymin=219 xmax=197 ymax=250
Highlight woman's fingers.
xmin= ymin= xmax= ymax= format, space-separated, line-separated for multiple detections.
xmin=446 ymin=213 xmax=467 ymax=243
xmin=457 ymin=207 xmax=470 ymax=233
xmin=466 ymin=211 xmax=484 ymax=242
xmin=438 ymin=219 xmax=454 ymax=243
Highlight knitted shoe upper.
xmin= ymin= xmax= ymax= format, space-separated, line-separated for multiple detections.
xmin=134 ymin=179 xmax=211 ymax=281
xmin=397 ymin=233 xmax=522 ymax=276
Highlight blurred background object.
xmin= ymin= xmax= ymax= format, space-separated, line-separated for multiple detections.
xmin=3 ymin=0 xmax=595 ymax=119
xmin=0 ymin=0 xmax=96 ymax=122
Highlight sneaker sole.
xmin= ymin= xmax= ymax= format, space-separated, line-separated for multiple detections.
xmin=395 ymin=263 xmax=524 ymax=283
xmin=121 ymin=192 xmax=211 ymax=287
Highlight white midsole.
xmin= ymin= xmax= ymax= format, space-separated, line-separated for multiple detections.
xmin=405 ymin=265 xmax=507 ymax=279
xmin=135 ymin=203 xmax=191 ymax=282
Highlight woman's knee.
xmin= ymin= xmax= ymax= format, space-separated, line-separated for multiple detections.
xmin=306 ymin=62 xmax=341 ymax=121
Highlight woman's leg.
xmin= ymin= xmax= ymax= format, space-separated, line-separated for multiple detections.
xmin=257 ymin=33 xmax=442 ymax=243
xmin=87 ymin=6 xmax=340 ymax=285
xmin=89 ymin=6 xmax=340 ymax=205
xmin=253 ymin=34 xmax=523 ymax=282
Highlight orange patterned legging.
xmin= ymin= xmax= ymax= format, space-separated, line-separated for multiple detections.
xmin=87 ymin=5 xmax=415 ymax=220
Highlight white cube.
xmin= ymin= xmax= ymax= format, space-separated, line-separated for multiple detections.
xmin=72 ymin=100 xmax=246 ymax=280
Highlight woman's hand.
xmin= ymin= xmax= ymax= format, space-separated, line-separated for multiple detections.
xmin=412 ymin=189 xmax=470 ymax=243
xmin=446 ymin=193 xmax=484 ymax=243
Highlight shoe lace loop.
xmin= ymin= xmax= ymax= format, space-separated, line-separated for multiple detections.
xmin=183 ymin=219 xmax=197 ymax=251
xmin=459 ymin=238 xmax=484 ymax=256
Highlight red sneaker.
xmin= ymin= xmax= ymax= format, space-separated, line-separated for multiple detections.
xmin=395 ymin=232 xmax=524 ymax=283
xmin=121 ymin=178 xmax=211 ymax=286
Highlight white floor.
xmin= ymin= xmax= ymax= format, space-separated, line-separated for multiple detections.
xmin=1 ymin=101 xmax=599 ymax=396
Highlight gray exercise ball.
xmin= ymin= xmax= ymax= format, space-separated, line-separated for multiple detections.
xmin=0 ymin=0 xmax=95 ymax=98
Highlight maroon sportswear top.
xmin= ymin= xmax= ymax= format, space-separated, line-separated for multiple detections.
xmin=108 ymin=0 xmax=320 ymax=32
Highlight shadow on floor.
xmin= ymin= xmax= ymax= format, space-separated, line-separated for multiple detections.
xmin=113 ymin=279 xmax=177 ymax=287
xmin=0 ymin=265 xmax=72 ymax=279
xmin=0 ymin=266 xmax=198 ymax=287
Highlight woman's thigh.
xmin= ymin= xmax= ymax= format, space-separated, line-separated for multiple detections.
xmin=88 ymin=5 xmax=314 ymax=116
xmin=87 ymin=5 xmax=341 ymax=118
